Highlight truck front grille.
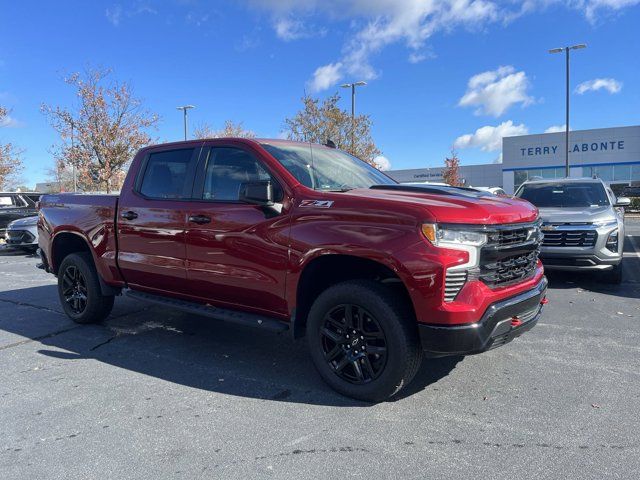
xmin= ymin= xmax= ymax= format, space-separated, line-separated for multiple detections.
xmin=479 ymin=222 xmax=542 ymax=287
xmin=444 ymin=270 xmax=468 ymax=302
xmin=541 ymin=230 xmax=597 ymax=247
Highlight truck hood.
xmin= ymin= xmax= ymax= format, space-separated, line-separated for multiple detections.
xmin=344 ymin=186 xmax=538 ymax=224
xmin=537 ymin=206 xmax=615 ymax=224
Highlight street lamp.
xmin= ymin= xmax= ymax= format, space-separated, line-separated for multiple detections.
xmin=340 ymin=81 xmax=367 ymax=151
xmin=176 ymin=105 xmax=195 ymax=141
xmin=549 ymin=44 xmax=586 ymax=177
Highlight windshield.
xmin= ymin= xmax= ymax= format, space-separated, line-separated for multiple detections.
xmin=261 ymin=143 xmax=396 ymax=191
xmin=516 ymin=182 xmax=610 ymax=208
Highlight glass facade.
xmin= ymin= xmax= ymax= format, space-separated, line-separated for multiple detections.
xmin=514 ymin=167 xmax=567 ymax=190
xmin=513 ymin=163 xmax=640 ymax=191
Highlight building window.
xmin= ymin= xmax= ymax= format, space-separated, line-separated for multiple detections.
xmin=513 ymin=167 xmax=568 ymax=190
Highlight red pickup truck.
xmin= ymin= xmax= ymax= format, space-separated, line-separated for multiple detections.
xmin=38 ymin=139 xmax=547 ymax=401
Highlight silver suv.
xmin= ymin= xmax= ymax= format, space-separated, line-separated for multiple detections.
xmin=515 ymin=178 xmax=630 ymax=283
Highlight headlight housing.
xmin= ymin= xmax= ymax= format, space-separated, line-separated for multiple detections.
xmin=421 ymin=223 xmax=487 ymax=248
xmin=606 ymin=229 xmax=619 ymax=252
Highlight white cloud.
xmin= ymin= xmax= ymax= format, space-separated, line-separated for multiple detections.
xmin=458 ymin=66 xmax=534 ymax=117
xmin=454 ymin=120 xmax=529 ymax=152
xmin=575 ymin=78 xmax=622 ymax=94
xmin=248 ymin=1 xmax=639 ymax=91
xmin=106 ymin=5 xmax=123 ymax=26
xmin=544 ymin=124 xmax=567 ymax=133
xmin=0 ymin=114 xmax=24 ymax=128
xmin=250 ymin=1 xmax=503 ymax=90
xmin=106 ymin=2 xmax=157 ymax=27
xmin=580 ymin=0 xmax=640 ymax=22
xmin=374 ymin=155 xmax=391 ymax=171
xmin=308 ymin=62 xmax=343 ymax=92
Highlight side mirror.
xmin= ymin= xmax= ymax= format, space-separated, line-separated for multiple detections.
xmin=615 ymin=196 xmax=631 ymax=207
xmin=239 ymin=181 xmax=274 ymax=206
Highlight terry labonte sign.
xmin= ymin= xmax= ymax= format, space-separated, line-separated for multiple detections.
xmin=520 ymin=140 xmax=625 ymax=158
xmin=503 ymin=126 xmax=640 ymax=170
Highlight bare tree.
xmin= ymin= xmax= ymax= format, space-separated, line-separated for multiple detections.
xmin=193 ymin=120 xmax=256 ymax=139
xmin=0 ymin=106 xmax=24 ymax=190
xmin=284 ymin=94 xmax=380 ymax=165
xmin=443 ymin=148 xmax=462 ymax=186
xmin=41 ymin=68 xmax=159 ymax=193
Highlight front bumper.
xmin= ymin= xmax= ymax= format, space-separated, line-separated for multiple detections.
xmin=540 ymin=252 xmax=620 ymax=271
xmin=418 ymin=276 xmax=547 ymax=356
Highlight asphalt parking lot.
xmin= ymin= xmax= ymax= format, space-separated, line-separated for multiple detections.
xmin=1 ymin=220 xmax=640 ymax=480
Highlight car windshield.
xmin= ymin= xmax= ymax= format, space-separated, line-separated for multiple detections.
xmin=261 ymin=142 xmax=396 ymax=191
xmin=516 ymin=182 xmax=610 ymax=208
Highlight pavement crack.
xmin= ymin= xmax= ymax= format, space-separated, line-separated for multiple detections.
xmin=89 ymin=334 xmax=120 ymax=351
xmin=0 ymin=325 xmax=81 ymax=351
xmin=0 ymin=297 xmax=63 ymax=315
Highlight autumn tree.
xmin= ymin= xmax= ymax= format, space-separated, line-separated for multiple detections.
xmin=284 ymin=94 xmax=381 ymax=165
xmin=41 ymin=68 xmax=159 ymax=193
xmin=443 ymin=148 xmax=462 ymax=186
xmin=0 ymin=106 xmax=24 ymax=190
xmin=193 ymin=120 xmax=256 ymax=139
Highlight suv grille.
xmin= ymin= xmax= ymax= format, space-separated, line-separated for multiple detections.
xmin=541 ymin=230 xmax=597 ymax=247
xmin=479 ymin=222 xmax=542 ymax=287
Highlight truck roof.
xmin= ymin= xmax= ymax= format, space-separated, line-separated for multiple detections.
xmin=140 ymin=138 xmax=336 ymax=152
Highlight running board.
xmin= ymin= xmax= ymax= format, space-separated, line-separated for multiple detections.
xmin=124 ymin=289 xmax=289 ymax=333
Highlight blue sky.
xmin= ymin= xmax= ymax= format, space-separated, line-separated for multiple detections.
xmin=1 ymin=0 xmax=639 ymax=186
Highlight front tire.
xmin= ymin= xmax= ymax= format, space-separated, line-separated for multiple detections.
xmin=58 ymin=252 xmax=114 ymax=323
xmin=307 ymin=280 xmax=422 ymax=402
xmin=602 ymin=261 xmax=623 ymax=284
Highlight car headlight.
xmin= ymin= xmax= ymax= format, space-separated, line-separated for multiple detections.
xmin=421 ymin=223 xmax=487 ymax=247
xmin=593 ymin=220 xmax=618 ymax=228
xmin=606 ymin=229 xmax=619 ymax=252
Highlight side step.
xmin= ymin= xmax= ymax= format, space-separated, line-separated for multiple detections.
xmin=124 ymin=289 xmax=289 ymax=333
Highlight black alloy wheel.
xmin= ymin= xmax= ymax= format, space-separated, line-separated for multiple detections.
xmin=307 ymin=280 xmax=423 ymax=402
xmin=320 ymin=304 xmax=389 ymax=384
xmin=61 ymin=265 xmax=88 ymax=314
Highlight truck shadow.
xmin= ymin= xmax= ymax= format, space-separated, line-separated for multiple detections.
xmin=1 ymin=285 xmax=462 ymax=407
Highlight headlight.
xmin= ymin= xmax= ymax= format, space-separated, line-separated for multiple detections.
xmin=593 ymin=220 xmax=618 ymax=228
xmin=421 ymin=223 xmax=487 ymax=247
xmin=606 ymin=229 xmax=619 ymax=252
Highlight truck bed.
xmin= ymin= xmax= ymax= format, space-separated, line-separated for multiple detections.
xmin=38 ymin=193 xmax=122 ymax=285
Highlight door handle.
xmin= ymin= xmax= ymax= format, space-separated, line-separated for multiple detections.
xmin=188 ymin=215 xmax=211 ymax=224
xmin=120 ymin=211 xmax=138 ymax=220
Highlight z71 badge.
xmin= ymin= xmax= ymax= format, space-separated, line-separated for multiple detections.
xmin=299 ymin=200 xmax=334 ymax=208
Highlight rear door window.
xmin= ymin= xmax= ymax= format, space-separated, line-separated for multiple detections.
xmin=139 ymin=148 xmax=198 ymax=199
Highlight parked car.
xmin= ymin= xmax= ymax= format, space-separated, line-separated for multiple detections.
xmin=38 ymin=139 xmax=547 ymax=401
xmin=0 ymin=192 xmax=39 ymax=238
xmin=474 ymin=186 xmax=507 ymax=196
xmin=5 ymin=215 xmax=39 ymax=252
xmin=515 ymin=177 xmax=630 ymax=283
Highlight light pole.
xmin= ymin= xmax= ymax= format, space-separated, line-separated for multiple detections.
xmin=340 ymin=81 xmax=366 ymax=152
xmin=549 ymin=44 xmax=586 ymax=177
xmin=176 ymin=105 xmax=195 ymax=141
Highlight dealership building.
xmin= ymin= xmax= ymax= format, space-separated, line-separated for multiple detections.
xmin=387 ymin=125 xmax=640 ymax=194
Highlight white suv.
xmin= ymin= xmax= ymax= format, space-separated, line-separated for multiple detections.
xmin=516 ymin=178 xmax=630 ymax=284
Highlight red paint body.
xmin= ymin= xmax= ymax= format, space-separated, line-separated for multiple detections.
xmin=38 ymin=139 xmax=543 ymax=327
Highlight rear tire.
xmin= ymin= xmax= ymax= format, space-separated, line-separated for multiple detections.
xmin=58 ymin=252 xmax=114 ymax=323
xmin=306 ymin=280 xmax=422 ymax=402
xmin=602 ymin=261 xmax=623 ymax=284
